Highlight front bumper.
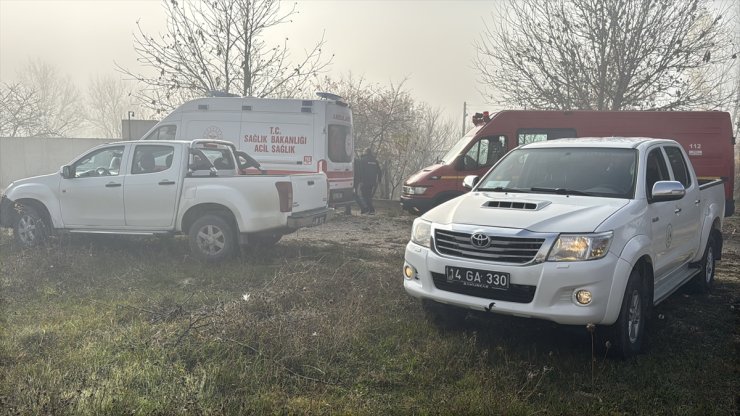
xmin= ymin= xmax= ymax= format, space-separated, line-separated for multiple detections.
xmin=287 ymin=207 xmax=334 ymax=229
xmin=400 ymin=195 xmax=437 ymax=213
xmin=403 ymin=241 xmax=632 ymax=326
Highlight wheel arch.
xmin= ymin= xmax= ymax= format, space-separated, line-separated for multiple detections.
xmin=181 ymin=203 xmax=238 ymax=235
xmin=13 ymin=198 xmax=54 ymax=231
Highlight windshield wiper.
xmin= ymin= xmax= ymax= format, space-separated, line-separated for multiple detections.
xmin=477 ymin=186 xmax=528 ymax=193
xmin=529 ymin=187 xmax=592 ymax=196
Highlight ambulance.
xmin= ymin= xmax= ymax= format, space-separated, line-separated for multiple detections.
xmin=141 ymin=92 xmax=354 ymax=208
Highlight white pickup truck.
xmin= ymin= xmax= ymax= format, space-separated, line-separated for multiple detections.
xmin=0 ymin=139 xmax=332 ymax=261
xmin=403 ymin=137 xmax=724 ymax=357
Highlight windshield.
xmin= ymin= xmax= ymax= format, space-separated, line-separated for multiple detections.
xmin=477 ymin=147 xmax=637 ymax=199
xmin=439 ymin=126 xmax=484 ymax=164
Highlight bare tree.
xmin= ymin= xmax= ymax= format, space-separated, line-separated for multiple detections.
xmin=318 ymin=75 xmax=456 ymax=199
xmin=0 ymin=61 xmax=84 ymax=137
xmin=119 ymin=0 xmax=332 ymax=114
xmin=475 ymin=0 xmax=736 ymax=111
xmin=86 ymin=76 xmax=143 ymax=138
xmin=0 ymin=82 xmax=43 ymax=137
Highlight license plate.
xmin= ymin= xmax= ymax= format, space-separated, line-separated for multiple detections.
xmin=313 ymin=215 xmax=326 ymax=225
xmin=445 ymin=266 xmax=510 ymax=290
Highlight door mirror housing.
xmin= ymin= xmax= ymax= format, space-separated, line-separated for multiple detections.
xmin=650 ymin=180 xmax=685 ymax=202
xmin=462 ymin=175 xmax=479 ymax=189
xmin=61 ymin=165 xmax=73 ymax=179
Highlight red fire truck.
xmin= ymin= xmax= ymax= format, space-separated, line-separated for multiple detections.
xmin=401 ymin=110 xmax=735 ymax=216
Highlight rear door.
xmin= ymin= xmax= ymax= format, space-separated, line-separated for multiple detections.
xmin=123 ymin=144 xmax=181 ymax=228
xmin=663 ymin=145 xmax=700 ymax=264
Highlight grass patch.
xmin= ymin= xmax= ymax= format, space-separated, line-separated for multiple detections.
xmin=0 ymin=229 xmax=738 ymax=415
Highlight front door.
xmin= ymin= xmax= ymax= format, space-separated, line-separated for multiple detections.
xmin=59 ymin=145 xmax=126 ymax=227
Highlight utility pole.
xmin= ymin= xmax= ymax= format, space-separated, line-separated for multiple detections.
xmin=462 ymin=101 xmax=467 ymax=137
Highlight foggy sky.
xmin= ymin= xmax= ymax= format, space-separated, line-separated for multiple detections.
xmin=0 ymin=0 xmax=497 ymax=129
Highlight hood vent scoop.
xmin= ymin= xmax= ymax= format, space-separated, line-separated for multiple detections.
xmin=483 ymin=200 xmax=550 ymax=211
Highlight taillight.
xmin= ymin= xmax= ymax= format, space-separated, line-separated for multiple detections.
xmin=276 ymin=182 xmax=293 ymax=212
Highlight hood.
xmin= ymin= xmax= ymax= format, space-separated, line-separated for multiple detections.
xmin=404 ymin=164 xmax=444 ymax=185
xmin=3 ymin=172 xmax=60 ymax=197
xmin=423 ymin=191 xmax=629 ymax=233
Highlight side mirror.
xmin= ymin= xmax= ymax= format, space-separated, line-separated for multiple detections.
xmin=61 ymin=165 xmax=73 ymax=179
xmin=235 ymin=151 xmax=261 ymax=170
xmin=462 ymin=175 xmax=479 ymax=189
xmin=650 ymin=180 xmax=685 ymax=202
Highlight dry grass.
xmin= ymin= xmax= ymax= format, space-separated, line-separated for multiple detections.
xmin=0 ymin=216 xmax=738 ymax=415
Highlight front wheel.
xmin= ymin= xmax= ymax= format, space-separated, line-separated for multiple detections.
xmin=188 ymin=214 xmax=236 ymax=262
xmin=13 ymin=205 xmax=49 ymax=247
xmin=692 ymin=233 xmax=717 ymax=293
xmin=609 ymin=269 xmax=649 ymax=358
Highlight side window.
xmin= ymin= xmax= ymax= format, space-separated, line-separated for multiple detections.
xmin=142 ymin=125 xmax=177 ymax=141
xmin=517 ymin=128 xmax=577 ymax=145
xmin=131 ymin=145 xmax=175 ymax=174
xmin=645 ymin=148 xmax=670 ymax=198
xmin=664 ymin=146 xmax=691 ymax=188
xmin=72 ymin=146 xmax=125 ymax=178
xmin=462 ymin=136 xmax=506 ymax=170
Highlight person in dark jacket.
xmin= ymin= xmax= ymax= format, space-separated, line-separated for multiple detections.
xmin=354 ymin=148 xmax=382 ymax=214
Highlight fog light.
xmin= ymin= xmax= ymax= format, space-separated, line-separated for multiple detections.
xmin=403 ymin=264 xmax=416 ymax=280
xmin=575 ymin=290 xmax=593 ymax=305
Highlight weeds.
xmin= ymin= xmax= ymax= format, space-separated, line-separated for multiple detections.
xmin=0 ymin=225 xmax=738 ymax=415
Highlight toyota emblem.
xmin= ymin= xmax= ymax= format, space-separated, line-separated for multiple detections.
xmin=470 ymin=233 xmax=491 ymax=248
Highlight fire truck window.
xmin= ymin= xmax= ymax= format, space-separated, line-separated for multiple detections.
xmin=328 ymin=124 xmax=351 ymax=163
xmin=517 ymin=128 xmax=577 ymax=145
xmin=664 ymin=146 xmax=691 ymax=188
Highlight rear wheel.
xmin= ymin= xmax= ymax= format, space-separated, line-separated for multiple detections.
xmin=13 ymin=205 xmax=49 ymax=247
xmin=188 ymin=214 xmax=236 ymax=261
xmin=609 ymin=269 xmax=649 ymax=358
xmin=692 ymin=233 xmax=717 ymax=293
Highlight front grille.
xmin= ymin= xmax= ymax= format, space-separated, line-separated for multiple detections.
xmin=431 ymin=272 xmax=536 ymax=303
xmin=434 ymin=229 xmax=545 ymax=264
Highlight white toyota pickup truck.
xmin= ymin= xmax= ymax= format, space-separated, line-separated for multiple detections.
xmin=0 ymin=139 xmax=332 ymax=261
xmin=403 ymin=137 xmax=724 ymax=357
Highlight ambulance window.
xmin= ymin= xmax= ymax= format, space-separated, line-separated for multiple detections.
xmin=143 ymin=125 xmax=177 ymax=141
xmin=328 ymin=124 xmax=351 ymax=163
xmin=517 ymin=128 xmax=576 ymax=145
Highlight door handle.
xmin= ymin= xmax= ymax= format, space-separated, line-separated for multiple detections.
xmin=158 ymin=180 xmax=176 ymax=185
xmin=674 ymin=208 xmax=682 ymax=214
xmin=694 ymin=199 xmax=701 ymax=205
xmin=105 ymin=182 xmax=122 ymax=188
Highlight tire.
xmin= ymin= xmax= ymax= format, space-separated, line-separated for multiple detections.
xmin=13 ymin=205 xmax=49 ymax=247
xmin=188 ymin=214 xmax=236 ymax=262
xmin=609 ymin=269 xmax=649 ymax=358
xmin=692 ymin=233 xmax=717 ymax=294
xmin=421 ymin=299 xmax=468 ymax=329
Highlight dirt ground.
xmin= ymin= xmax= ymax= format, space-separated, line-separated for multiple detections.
xmin=284 ymin=205 xmax=415 ymax=256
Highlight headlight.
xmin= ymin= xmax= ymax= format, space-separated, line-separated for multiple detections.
xmin=548 ymin=231 xmax=613 ymax=261
xmin=411 ymin=219 xmax=432 ymax=247
xmin=403 ymin=185 xmax=428 ymax=195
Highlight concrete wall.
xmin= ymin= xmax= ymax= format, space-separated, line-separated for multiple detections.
xmin=0 ymin=137 xmax=111 ymax=190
